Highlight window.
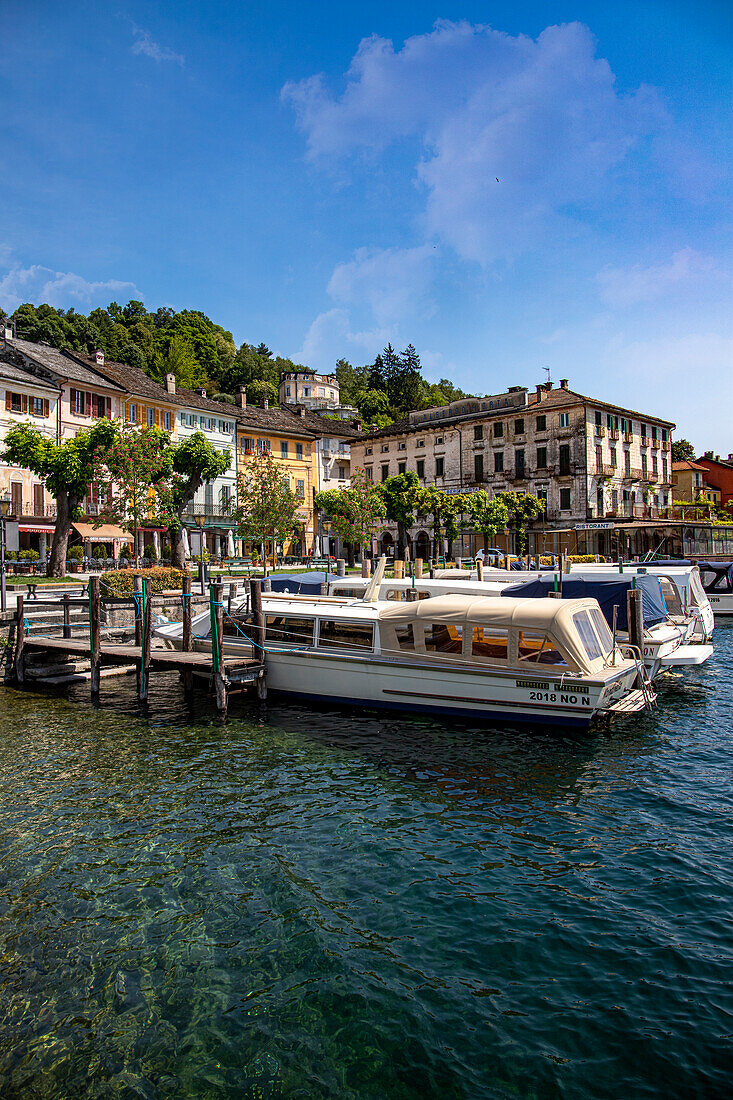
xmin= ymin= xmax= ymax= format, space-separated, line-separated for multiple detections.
xmin=417 ymin=459 xmax=425 ymax=479
xmin=494 ymin=451 xmax=504 ymax=473
xmin=471 ymin=626 xmax=508 ymax=661
xmin=559 ymin=412 xmax=570 ymax=428
xmin=257 ymin=438 xmax=271 ymax=453
xmin=559 ymin=444 xmax=571 ymax=474
xmin=435 ymin=457 xmax=444 ymax=477
xmin=474 ymin=425 xmax=483 ymax=441
xmin=652 ymin=456 xmax=658 ymax=476
xmin=494 ymin=422 xmax=504 ymax=438
xmin=282 ymin=476 xmax=290 ymax=491
xmin=640 ymin=423 xmax=647 ymax=438
xmin=365 ymin=467 xmax=373 ymax=481
xmin=32 ymin=396 xmax=46 ymax=417
xmin=661 ymin=429 xmax=668 ymax=442
xmin=516 ymin=630 xmax=568 ymax=666
xmin=381 ymin=444 xmax=389 ymax=453
xmin=318 ymin=387 xmax=324 ymax=396
xmin=573 ymin=611 xmax=604 ymax=662
xmin=393 ymin=624 xmax=415 ymax=651
xmin=514 ymin=418 xmax=525 ymax=434
xmin=285 ymin=385 xmax=291 ymax=397
xmin=303 ymin=386 xmax=310 ymax=397
xmin=560 ymin=487 xmax=571 ymax=510
xmin=296 ymin=443 xmax=303 ymax=460
xmin=7 ymin=391 xmax=22 ymax=412
xmin=281 ymin=441 xmax=289 ymax=458
xmin=425 ymin=622 xmax=463 ymax=655
xmin=595 ymin=446 xmax=603 ymax=471
xmin=662 ymin=459 xmax=668 ymax=481
xmin=398 ymin=461 xmax=406 ymax=475
xmin=536 ymin=414 xmax=546 ymax=432
xmin=128 ymin=403 xmax=137 ymax=423
xmin=474 ymin=454 xmax=483 ymax=481
xmin=642 ymin=454 xmax=648 ymax=476
xmin=398 ymin=442 xmax=406 ymax=450
xmin=624 ymin=451 xmax=631 ymax=476
xmin=33 ymin=484 xmax=44 ymax=515
xmin=612 ymin=489 xmax=618 ymax=510
xmin=318 ymin=620 xmax=374 ymax=651
xmin=265 ymin=616 xmax=314 ymax=646
xmin=436 ymin=435 xmax=444 ymax=445
xmin=536 ymin=489 xmax=547 ymax=512
xmin=417 ymin=439 xmax=425 ymax=448
xmin=147 ymin=407 xmax=155 ymax=427
xmin=365 ymin=447 xmax=373 ymax=455
xmin=338 ymin=466 xmax=346 ymax=479
xmin=241 ymin=437 xmax=255 ymax=453
xmin=610 ymin=447 xmax=617 ymax=467
xmin=71 ymin=388 xmax=88 ymax=416
xmin=651 ymin=426 xmax=658 ymax=441
xmin=164 ymin=411 xmax=171 ymax=431
xmin=381 ymin=464 xmax=389 ymax=482
xmin=296 ymin=479 xmax=305 ymax=498
xmin=595 ymin=410 xmax=602 ymax=427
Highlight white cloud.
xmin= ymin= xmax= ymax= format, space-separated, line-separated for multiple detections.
xmin=283 ymin=20 xmax=700 ymax=265
xmin=297 ymin=307 xmax=395 ymax=371
xmin=0 ymin=261 xmax=141 ymax=313
xmin=596 ymin=248 xmax=715 ymax=308
xmin=131 ymin=25 xmax=184 ymax=66
xmin=327 ymin=244 xmax=435 ymax=327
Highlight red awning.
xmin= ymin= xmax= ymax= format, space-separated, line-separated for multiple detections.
xmin=19 ymin=524 xmax=56 ymax=534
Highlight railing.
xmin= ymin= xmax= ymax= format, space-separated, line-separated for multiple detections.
xmin=624 ymin=432 xmax=633 ymax=443
xmin=16 ymin=502 xmax=58 ymax=518
xmin=651 ymin=439 xmax=660 ymax=449
xmin=507 ymin=468 xmax=529 ymax=481
xmin=641 ymin=436 xmax=650 ymax=447
xmin=185 ymin=502 xmax=235 ymax=521
xmin=557 ymin=464 xmax=574 ymax=477
xmin=625 ymin=468 xmax=645 ymax=480
xmin=594 ymin=425 xmax=606 ymax=437
xmin=596 ymin=464 xmax=616 ymax=477
xmin=610 ymin=429 xmax=620 ymax=440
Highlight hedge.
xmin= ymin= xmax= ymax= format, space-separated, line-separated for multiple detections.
xmin=100 ymin=567 xmax=187 ymax=596
xmin=567 ymin=554 xmax=608 ymax=563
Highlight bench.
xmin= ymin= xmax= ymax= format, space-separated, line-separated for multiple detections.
xmin=6 ymin=581 xmax=88 ymax=601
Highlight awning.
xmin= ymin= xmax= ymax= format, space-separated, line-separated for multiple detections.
xmin=73 ymin=523 xmax=133 ymax=542
xmin=19 ymin=524 xmax=56 ymax=534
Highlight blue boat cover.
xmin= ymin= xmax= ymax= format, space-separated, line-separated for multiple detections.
xmin=268 ymin=571 xmax=331 ymax=595
xmin=500 ymin=574 xmax=669 ymax=631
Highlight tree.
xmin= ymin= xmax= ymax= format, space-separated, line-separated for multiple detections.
xmin=162 ymin=334 xmax=207 ymax=390
xmin=93 ymin=426 xmax=172 ymax=567
xmin=3 ymin=419 xmax=119 ymax=575
xmin=234 ymin=451 xmax=300 ymax=575
xmin=356 ymin=388 xmax=393 ymax=428
xmin=415 ymin=485 xmax=452 ymax=558
xmin=246 ymin=379 xmax=278 ymax=407
xmin=465 ymin=490 xmax=509 ymax=550
xmin=315 ymin=468 xmax=386 ymax=565
xmin=495 ymin=491 xmax=545 ymax=555
xmin=162 ymin=433 xmax=231 ymax=569
xmin=378 ymin=471 xmax=420 ymax=557
xmin=672 ymin=438 xmax=696 ymax=462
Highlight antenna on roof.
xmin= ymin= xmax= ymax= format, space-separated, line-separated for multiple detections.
xmin=543 ymin=365 xmax=551 ymax=385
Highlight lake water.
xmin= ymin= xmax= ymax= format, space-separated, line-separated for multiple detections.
xmin=0 ymin=626 xmax=731 ymax=1099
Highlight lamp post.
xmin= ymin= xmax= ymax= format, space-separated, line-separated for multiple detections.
xmin=321 ymin=517 xmax=332 ymax=584
xmin=194 ymin=514 xmax=206 ymax=594
xmin=0 ymin=493 xmax=15 ymax=614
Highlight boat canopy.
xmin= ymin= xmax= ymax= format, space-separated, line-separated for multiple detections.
xmin=695 ymin=561 xmax=733 ymax=594
xmin=500 ymin=575 xmax=669 ymax=631
xmin=378 ymin=593 xmax=604 ymax=674
xmin=269 ymin=571 xmax=330 ymax=595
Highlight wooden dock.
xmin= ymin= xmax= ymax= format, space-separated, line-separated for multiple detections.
xmin=10 ymin=576 xmax=267 ymax=716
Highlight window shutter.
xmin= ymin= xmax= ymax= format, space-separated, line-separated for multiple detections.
xmin=85 ymin=392 xmax=92 ymax=416
xmin=43 ymin=399 xmax=49 ymax=417
xmin=22 ymin=394 xmax=28 ymax=413
xmin=106 ymin=398 xmax=111 ymax=418
xmin=5 ymin=392 xmax=10 ymax=411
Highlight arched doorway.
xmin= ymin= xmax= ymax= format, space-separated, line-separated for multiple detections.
xmin=416 ymin=530 xmax=430 ymax=560
xmin=380 ymin=532 xmax=394 ymax=556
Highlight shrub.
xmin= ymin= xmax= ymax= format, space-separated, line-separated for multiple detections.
xmin=67 ymin=545 xmax=84 ymax=562
xmin=100 ymin=567 xmax=187 ymax=596
xmin=145 ymin=543 xmax=158 ymax=563
xmin=18 ymin=548 xmax=40 ymax=561
xmin=567 ymin=554 xmax=608 ymax=563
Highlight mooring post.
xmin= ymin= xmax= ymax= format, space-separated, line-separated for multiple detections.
xmin=227 ymin=582 xmax=237 ymax=615
xmin=181 ymin=573 xmax=193 ymax=691
xmin=414 ymin=557 xmax=423 ymax=579
xmin=62 ymin=593 xmax=71 ymax=639
xmin=336 ymin=558 xmax=346 ymax=577
xmin=90 ymin=575 xmax=101 ymax=697
xmin=134 ymin=574 xmax=143 ymax=647
xmin=249 ymin=578 xmax=267 ymax=701
xmin=361 ymin=558 xmax=371 ymax=578
xmin=476 ymin=558 xmax=484 ymax=581
xmin=14 ymin=594 xmax=25 ymax=684
xmin=394 ymin=559 xmax=404 ymax=580
xmin=627 ymin=588 xmax=644 ymax=682
xmin=262 ymin=576 xmax=272 ymax=593
xmin=138 ymin=578 xmax=151 ymax=702
xmin=429 ymin=560 xmax=435 ymax=579
xmin=211 ymin=581 xmax=227 ymax=716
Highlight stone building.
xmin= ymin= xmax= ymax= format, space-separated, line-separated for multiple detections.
xmin=278 ymin=369 xmax=356 ymax=419
xmin=351 ymin=379 xmax=675 ymax=559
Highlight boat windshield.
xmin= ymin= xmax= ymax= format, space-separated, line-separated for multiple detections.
xmin=657 ymin=577 xmax=683 ymax=616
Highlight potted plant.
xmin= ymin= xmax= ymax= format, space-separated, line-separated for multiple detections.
xmin=67 ymin=545 xmax=84 ymax=573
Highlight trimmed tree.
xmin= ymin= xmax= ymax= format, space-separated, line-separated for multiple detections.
xmin=162 ymin=432 xmax=231 ymax=570
xmin=93 ymin=426 xmax=172 ymax=567
xmin=466 ymin=490 xmax=509 ymax=552
xmin=3 ymin=419 xmax=119 ymax=576
xmin=495 ymin=491 xmax=546 ymax=555
xmin=315 ymin=468 xmax=387 ymax=565
xmin=378 ymin=471 xmax=420 ymax=557
xmin=233 ymin=450 xmax=299 ymax=575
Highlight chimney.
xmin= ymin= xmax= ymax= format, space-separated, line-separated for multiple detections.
xmin=352 ymin=418 xmax=362 ymax=430
xmin=559 ymin=378 xmax=569 ymax=390
xmin=704 ymin=451 xmax=713 ymax=459
xmin=298 ymin=406 xmax=306 ymax=418
xmin=535 ymin=384 xmax=546 ymax=402
xmin=236 ymin=386 xmax=247 ymax=409
xmin=95 ymin=349 xmax=105 ymax=366
xmin=261 ymin=397 xmax=269 ymax=410
xmin=165 ymin=372 xmax=176 ymax=394
xmin=196 ymin=388 xmax=207 ymax=398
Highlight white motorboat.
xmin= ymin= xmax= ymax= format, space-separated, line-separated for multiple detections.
xmin=154 ymin=589 xmax=654 ymax=728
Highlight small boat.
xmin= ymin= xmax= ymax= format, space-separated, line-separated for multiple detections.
xmin=648 ymin=560 xmax=733 ymax=618
xmin=154 ymin=586 xmax=655 ymax=727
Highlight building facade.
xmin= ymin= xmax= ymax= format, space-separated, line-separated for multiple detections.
xmin=697 ymin=453 xmax=733 ymax=510
xmin=352 ymin=379 xmax=675 ymax=559
xmin=278 ymin=369 xmax=356 ymax=419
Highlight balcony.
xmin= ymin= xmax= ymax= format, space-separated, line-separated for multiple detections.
xmin=610 ymin=429 xmax=620 ymax=440
xmin=185 ymin=500 xmax=235 ymax=523
xmin=651 ymin=438 xmax=660 ymax=449
xmin=662 ymin=441 xmax=671 ymax=451
xmin=556 ymin=464 xmax=574 ymax=478
xmin=594 ymin=425 xmax=606 ymax=438
xmin=623 ymin=432 xmax=633 ymax=444
xmin=507 ymin=468 xmax=530 ymax=482
xmin=14 ymin=502 xmax=58 ymax=518
xmin=641 ymin=436 xmax=650 ymax=447
xmin=595 ymin=464 xmax=616 ymax=477
xmin=623 ymin=467 xmax=645 ymax=481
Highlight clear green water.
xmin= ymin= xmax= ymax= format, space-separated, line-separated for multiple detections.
xmin=0 ymin=627 xmax=731 ymax=1099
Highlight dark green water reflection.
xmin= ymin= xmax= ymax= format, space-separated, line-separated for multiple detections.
xmin=0 ymin=627 xmax=731 ymax=1099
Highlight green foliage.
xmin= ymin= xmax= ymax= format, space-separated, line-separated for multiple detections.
xmin=3 ymin=418 xmax=119 ymax=502
xmin=378 ymin=471 xmax=420 ymax=553
xmin=465 ymin=490 xmax=510 ymax=543
xmin=671 ymin=438 xmax=697 ymax=462
xmin=67 ymin=545 xmax=84 ymax=562
xmin=94 ymin=426 xmax=173 ymax=548
xmin=315 ymin=469 xmax=386 ymax=549
xmin=234 ymin=451 xmax=300 ymax=551
xmin=495 ymin=491 xmax=546 ymax=554
xmin=246 ymin=379 xmax=279 ymax=406
xmin=100 ymin=567 xmax=185 ymax=596
xmin=17 ymin=548 xmax=40 ymax=562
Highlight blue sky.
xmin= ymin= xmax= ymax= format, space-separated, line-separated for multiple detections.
xmin=1 ymin=0 xmax=731 ymax=449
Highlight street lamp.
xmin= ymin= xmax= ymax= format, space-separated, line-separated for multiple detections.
xmin=0 ymin=493 xmax=15 ymax=614
xmin=194 ymin=514 xmax=206 ymax=594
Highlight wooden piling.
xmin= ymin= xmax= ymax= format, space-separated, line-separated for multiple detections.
xmin=262 ymin=577 xmax=272 ymax=593
xmin=90 ymin=576 xmax=101 ymax=697
xmin=429 ymin=560 xmax=436 ymax=579
xmin=134 ymin=574 xmax=143 ymax=647
xmin=211 ymin=581 xmax=227 ymax=716
xmin=14 ymin=594 xmax=25 ymax=684
xmin=361 ymin=558 xmax=371 ymax=578
xmin=627 ymin=588 xmax=644 ymax=655
xmin=394 ymin=559 xmax=404 ymax=580
xmin=336 ymin=558 xmax=346 ymax=577
xmin=227 ymin=582 xmax=237 ymax=615
xmin=138 ymin=578 xmax=151 ymax=702
xmin=62 ymin=594 xmax=71 ymax=639
xmin=249 ymin=579 xmax=267 ymax=701
xmin=476 ymin=559 xmax=484 ymax=581
xmin=415 ymin=558 xmax=423 ymax=579
xmin=181 ymin=573 xmax=193 ymax=691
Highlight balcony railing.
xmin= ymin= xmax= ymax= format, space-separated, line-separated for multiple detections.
xmin=595 ymin=464 xmax=616 ymax=477
xmin=641 ymin=436 xmax=650 ymax=447
xmin=610 ymin=429 xmax=620 ymax=440
xmin=507 ymin=468 xmax=530 ymax=481
xmin=651 ymin=439 xmax=660 ymax=449
xmin=185 ymin=501 xmax=235 ymax=521
xmin=594 ymin=425 xmax=606 ymax=437
xmin=14 ymin=502 xmax=58 ymax=518
xmin=624 ymin=467 xmax=645 ymax=480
